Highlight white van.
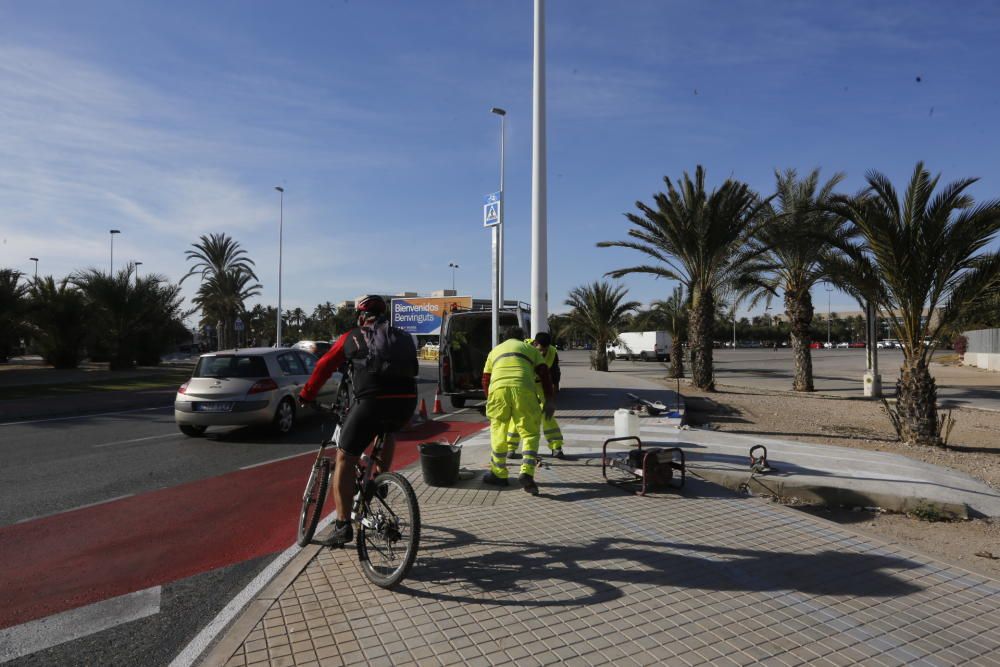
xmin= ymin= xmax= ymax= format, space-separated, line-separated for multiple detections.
xmin=607 ymin=331 xmax=671 ymax=362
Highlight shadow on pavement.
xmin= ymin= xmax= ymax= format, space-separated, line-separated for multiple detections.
xmin=400 ymin=524 xmax=923 ymax=607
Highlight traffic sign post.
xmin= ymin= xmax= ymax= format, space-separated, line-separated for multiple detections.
xmin=484 ymin=192 xmax=502 ymax=347
xmin=234 ymin=317 xmax=245 ymax=348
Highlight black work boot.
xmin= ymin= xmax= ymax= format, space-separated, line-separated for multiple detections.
xmin=318 ymin=520 xmax=353 ymax=547
xmin=519 ymin=473 xmax=539 ymax=496
xmin=482 ymin=471 xmax=509 ymax=487
xmin=552 ymin=448 xmax=565 ymax=459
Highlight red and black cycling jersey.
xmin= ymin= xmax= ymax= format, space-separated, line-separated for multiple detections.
xmin=300 ymin=326 xmax=418 ymax=402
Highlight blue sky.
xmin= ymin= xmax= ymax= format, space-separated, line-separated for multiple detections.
xmin=2 ymin=1 xmax=999 ymax=323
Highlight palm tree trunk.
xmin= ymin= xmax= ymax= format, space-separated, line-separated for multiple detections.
xmin=669 ymin=335 xmax=684 ymax=378
xmin=896 ymin=357 xmax=940 ymax=446
xmin=593 ymin=337 xmax=609 ymax=371
xmin=785 ymin=290 xmax=815 ymax=392
xmin=688 ymin=288 xmax=714 ymax=390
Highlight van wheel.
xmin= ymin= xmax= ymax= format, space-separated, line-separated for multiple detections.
xmin=179 ymin=424 xmax=207 ymax=437
xmin=640 ymin=351 xmax=651 ymax=362
xmin=450 ymin=396 xmax=466 ymax=409
xmin=608 ymin=352 xmax=616 ymax=361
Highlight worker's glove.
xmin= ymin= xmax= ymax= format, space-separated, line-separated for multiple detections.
xmin=543 ymin=399 xmax=556 ymax=419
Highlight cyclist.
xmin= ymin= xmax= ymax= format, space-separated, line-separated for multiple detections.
xmin=299 ymin=294 xmax=418 ymax=547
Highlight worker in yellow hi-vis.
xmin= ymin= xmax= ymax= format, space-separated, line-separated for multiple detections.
xmin=507 ymin=331 xmax=564 ymax=459
xmin=481 ymin=327 xmax=556 ymax=495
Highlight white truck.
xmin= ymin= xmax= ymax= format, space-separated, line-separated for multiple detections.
xmin=607 ymin=331 xmax=672 ymax=362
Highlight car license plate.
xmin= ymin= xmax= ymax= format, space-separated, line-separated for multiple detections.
xmin=195 ymin=402 xmax=234 ymax=413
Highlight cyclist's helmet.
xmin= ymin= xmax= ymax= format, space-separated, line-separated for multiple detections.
xmin=356 ymin=294 xmax=386 ymax=314
xmin=356 ymin=294 xmax=387 ymax=321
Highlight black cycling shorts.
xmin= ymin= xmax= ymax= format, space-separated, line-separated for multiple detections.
xmin=337 ymin=396 xmax=417 ymax=457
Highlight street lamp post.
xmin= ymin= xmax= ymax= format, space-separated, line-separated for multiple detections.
xmin=29 ymin=257 xmax=38 ymax=280
xmin=134 ymin=261 xmax=142 ymax=282
xmin=490 ymin=107 xmax=506 ymax=312
xmin=109 ymin=230 xmax=121 ymax=274
xmin=448 ymin=262 xmax=460 ymax=292
xmin=275 ymin=186 xmax=284 ymax=347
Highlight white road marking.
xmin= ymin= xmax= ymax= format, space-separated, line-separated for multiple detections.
xmin=0 ymin=406 xmax=172 ymax=427
xmin=15 ymin=494 xmax=135 ymax=524
xmin=239 ymin=451 xmax=314 ymax=470
xmin=168 ymin=516 xmax=336 ymax=667
xmin=92 ymin=433 xmax=182 ymax=448
xmin=0 ymin=586 xmax=161 ymax=663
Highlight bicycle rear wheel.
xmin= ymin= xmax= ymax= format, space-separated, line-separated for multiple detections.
xmin=356 ymin=471 xmax=420 ymax=589
xmin=297 ymin=458 xmax=331 ymax=547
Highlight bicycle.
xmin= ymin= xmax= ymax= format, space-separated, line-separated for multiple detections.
xmin=296 ymin=373 xmax=421 ymax=589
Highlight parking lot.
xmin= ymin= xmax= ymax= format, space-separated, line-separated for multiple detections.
xmin=594 ymin=348 xmax=1000 ymax=412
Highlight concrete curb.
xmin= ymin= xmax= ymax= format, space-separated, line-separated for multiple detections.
xmin=195 ymin=533 xmax=329 ymax=667
xmin=687 ymin=465 xmax=971 ymax=520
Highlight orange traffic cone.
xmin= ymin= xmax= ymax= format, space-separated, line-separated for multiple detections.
xmin=418 ymin=398 xmax=429 ymax=421
xmin=433 ymin=386 xmax=445 ymax=415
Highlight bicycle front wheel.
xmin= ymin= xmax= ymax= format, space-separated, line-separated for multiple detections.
xmin=297 ymin=458 xmax=331 ymax=547
xmin=356 ymin=472 xmax=420 ymax=589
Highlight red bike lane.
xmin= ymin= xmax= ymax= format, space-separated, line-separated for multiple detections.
xmin=0 ymin=420 xmax=485 ymax=630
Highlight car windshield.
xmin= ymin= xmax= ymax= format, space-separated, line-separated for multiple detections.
xmin=314 ymin=342 xmax=332 ymax=357
xmin=194 ymin=355 xmax=269 ymax=379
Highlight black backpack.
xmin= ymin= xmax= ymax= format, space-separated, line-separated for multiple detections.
xmin=361 ymin=319 xmax=418 ymax=379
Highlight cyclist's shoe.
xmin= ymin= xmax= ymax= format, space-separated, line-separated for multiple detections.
xmin=552 ymin=448 xmax=566 ymax=459
xmin=318 ymin=521 xmax=353 ymax=547
xmin=519 ymin=473 xmax=539 ymax=496
xmin=482 ymin=471 xmax=509 ymax=487
xmin=507 ymin=450 xmax=522 ymax=460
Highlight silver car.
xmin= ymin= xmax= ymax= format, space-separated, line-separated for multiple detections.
xmin=174 ymin=347 xmax=340 ymax=437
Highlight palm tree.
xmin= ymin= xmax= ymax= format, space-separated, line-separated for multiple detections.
xmin=181 ymin=233 xmax=258 ymax=284
xmin=74 ymin=265 xmax=187 ymax=369
xmin=0 ymin=269 xmax=29 ymax=361
xmin=564 ymin=281 xmax=640 ymax=371
xmin=826 ymin=163 xmax=1000 ymax=446
xmin=655 ymin=286 xmax=688 ymax=378
xmin=26 ymin=277 xmax=89 ymax=368
xmin=193 ymin=268 xmax=261 ymax=349
xmin=182 ymin=234 xmax=260 ymax=345
xmin=598 ymin=166 xmax=771 ymax=390
xmin=739 ymin=169 xmax=847 ymax=391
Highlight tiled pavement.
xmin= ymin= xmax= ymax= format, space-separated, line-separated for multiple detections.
xmin=211 ymin=437 xmax=1000 ymax=667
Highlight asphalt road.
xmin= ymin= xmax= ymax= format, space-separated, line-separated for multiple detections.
xmin=0 ymin=362 xmax=482 ymax=666
xmin=581 ymin=348 xmax=1000 ymax=411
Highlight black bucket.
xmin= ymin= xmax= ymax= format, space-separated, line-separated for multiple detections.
xmin=418 ymin=442 xmax=461 ymax=487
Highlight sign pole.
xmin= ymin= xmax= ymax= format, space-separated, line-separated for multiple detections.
xmin=484 ymin=191 xmax=502 ymax=347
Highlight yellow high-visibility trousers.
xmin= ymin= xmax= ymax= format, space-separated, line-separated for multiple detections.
xmin=507 ymin=413 xmax=563 ymax=453
xmin=487 ymin=385 xmax=542 ymax=478
xmin=507 ymin=395 xmax=563 ymax=455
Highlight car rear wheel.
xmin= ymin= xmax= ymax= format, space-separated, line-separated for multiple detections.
xmin=179 ymin=424 xmax=207 ymax=437
xmin=273 ymin=398 xmax=296 ymax=434
xmin=450 ymin=396 xmax=466 ymax=409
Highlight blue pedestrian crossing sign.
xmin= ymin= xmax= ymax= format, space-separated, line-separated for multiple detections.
xmin=483 ymin=191 xmax=501 ymax=228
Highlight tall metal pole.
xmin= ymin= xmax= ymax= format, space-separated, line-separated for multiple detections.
xmin=29 ymin=257 xmax=38 ymax=280
xmin=109 ymin=229 xmax=120 ymax=274
xmin=530 ymin=0 xmax=548 ymax=335
xmin=275 ymin=186 xmax=284 ymax=347
xmin=498 ymin=111 xmax=505 ymax=309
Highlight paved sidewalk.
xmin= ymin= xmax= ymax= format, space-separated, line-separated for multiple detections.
xmin=198 ymin=361 xmax=1000 ymax=666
